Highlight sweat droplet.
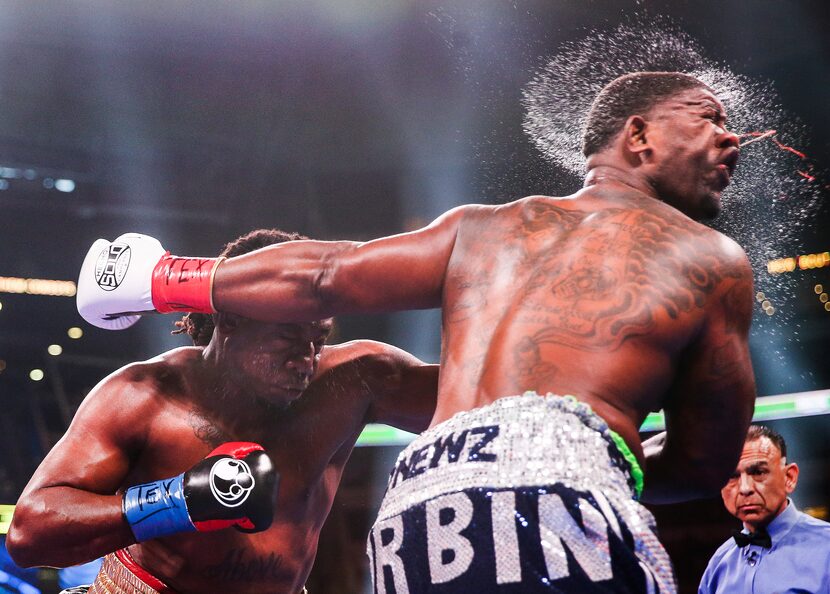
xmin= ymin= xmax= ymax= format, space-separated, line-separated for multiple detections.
xmin=520 ymin=15 xmax=823 ymax=338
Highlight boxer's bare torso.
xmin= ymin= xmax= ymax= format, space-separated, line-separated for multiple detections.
xmin=12 ymin=339 xmax=437 ymax=593
xmin=435 ymin=187 xmax=752 ymax=463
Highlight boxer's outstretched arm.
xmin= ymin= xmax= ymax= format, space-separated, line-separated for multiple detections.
xmin=641 ymin=244 xmax=756 ymax=504
xmin=7 ymin=373 xmax=143 ymax=567
xmin=213 ymin=206 xmax=468 ymax=322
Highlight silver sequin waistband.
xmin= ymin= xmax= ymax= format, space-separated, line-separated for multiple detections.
xmin=376 ymin=392 xmax=639 ymax=521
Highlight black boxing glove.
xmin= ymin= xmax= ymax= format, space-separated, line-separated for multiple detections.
xmin=122 ymin=442 xmax=279 ymax=542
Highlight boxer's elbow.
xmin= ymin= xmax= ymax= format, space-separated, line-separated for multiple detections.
xmin=692 ymin=462 xmax=733 ymax=499
xmin=6 ymin=497 xmax=68 ymax=568
xmin=670 ymin=469 xmax=727 ymax=502
xmin=6 ymin=503 xmax=48 ymax=567
xmin=682 ymin=445 xmax=739 ymax=498
xmin=641 ymin=474 xmax=719 ymax=504
xmin=641 ymin=452 xmax=728 ymax=504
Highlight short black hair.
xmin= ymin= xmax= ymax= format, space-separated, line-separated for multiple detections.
xmin=173 ymin=228 xmax=308 ymax=346
xmin=582 ymin=71 xmax=710 ymax=157
xmin=746 ymin=424 xmax=788 ymax=459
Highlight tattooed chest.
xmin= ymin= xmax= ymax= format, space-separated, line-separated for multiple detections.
xmin=188 ymin=409 xmax=231 ymax=447
xmin=201 ymin=547 xmax=289 ymax=584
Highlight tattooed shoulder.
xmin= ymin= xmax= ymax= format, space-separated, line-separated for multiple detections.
xmin=511 ymin=208 xmax=740 ymax=351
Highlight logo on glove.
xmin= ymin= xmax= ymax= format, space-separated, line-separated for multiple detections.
xmin=209 ymin=458 xmax=255 ymax=507
xmin=94 ymin=243 xmax=132 ymax=291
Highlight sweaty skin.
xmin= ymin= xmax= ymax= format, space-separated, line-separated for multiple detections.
xmin=8 ymin=339 xmax=437 ymax=594
xmin=208 ymin=87 xmax=756 ymax=504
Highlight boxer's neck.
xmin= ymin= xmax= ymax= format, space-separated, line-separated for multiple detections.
xmin=583 ymin=165 xmax=658 ymax=200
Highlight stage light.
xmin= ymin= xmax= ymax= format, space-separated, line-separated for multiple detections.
xmin=767 ymin=257 xmax=797 ymax=274
xmin=55 ymin=178 xmax=75 ymax=192
xmin=756 ymin=291 xmax=765 ymax=302
xmin=768 ymin=252 xmax=830 ymax=274
xmin=30 ymin=369 xmax=44 ymax=381
xmin=816 ymin=284 xmax=824 ymax=294
xmin=0 ymin=276 xmax=76 ymax=297
xmin=42 ymin=177 xmax=54 ymax=189
xmin=0 ymin=301 xmax=3 ymax=311
xmin=799 ymin=252 xmax=830 ymax=270
xmin=67 ymin=327 xmax=83 ymax=339
xmin=821 ymin=294 xmax=828 ymax=304
xmin=48 ymin=344 xmax=63 ymax=356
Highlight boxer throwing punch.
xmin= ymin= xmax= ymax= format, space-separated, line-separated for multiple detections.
xmin=74 ymin=73 xmax=756 ymax=593
xmin=10 ymin=229 xmax=438 ymax=594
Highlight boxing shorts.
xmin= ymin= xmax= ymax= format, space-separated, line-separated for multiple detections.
xmin=59 ymin=549 xmax=177 ymax=594
xmin=367 ymin=392 xmax=676 ymax=593
xmin=59 ymin=550 xmax=310 ymax=594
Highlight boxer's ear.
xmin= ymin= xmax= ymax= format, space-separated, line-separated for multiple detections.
xmin=624 ymin=115 xmax=650 ymax=155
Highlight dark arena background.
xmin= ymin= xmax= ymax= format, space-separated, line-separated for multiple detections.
xmin=1 ymin=1 xmax=829 ymax=593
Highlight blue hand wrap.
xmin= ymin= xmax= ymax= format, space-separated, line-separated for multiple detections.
xmin=122 ymin=473 xmax=196 ymax=542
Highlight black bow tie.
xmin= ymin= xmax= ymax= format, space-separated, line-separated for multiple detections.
xmin=732 ymin=528 xmax=772 ymax=548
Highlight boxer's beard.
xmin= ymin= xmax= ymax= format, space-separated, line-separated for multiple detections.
xmin=213 ymin=368 xmax=289 ymax=416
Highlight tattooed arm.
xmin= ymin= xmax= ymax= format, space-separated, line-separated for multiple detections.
xmin=641 ymin=239 xmax=756 ymax=504
xmin=213 ymin=206 xmax=470 ymax=323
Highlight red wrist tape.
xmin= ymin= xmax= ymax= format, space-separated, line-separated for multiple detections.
xmin=151 ymin=254 xmax=223 ymax=314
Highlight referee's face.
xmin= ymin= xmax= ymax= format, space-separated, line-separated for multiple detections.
xmin=720 ymin=437 xmax=799 ymax=531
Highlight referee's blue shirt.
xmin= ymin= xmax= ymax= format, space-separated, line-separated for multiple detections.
xmin=699 ymin=500 xmax=830 ymax=594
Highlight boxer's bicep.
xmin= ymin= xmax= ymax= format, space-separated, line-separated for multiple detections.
xmin=214 ymin=206 xmax=469 ymax=321
xmin=30 ymin=375 xmax=142 ymax=494
xmin=324 ymin=206 xmax=467 ymax=314
xmin=673 ymin=256 xmax=755 ymax=477
xmin=664 ymin=326 xmax=754 ymax=488
xmin=329 ymin=340 xmax=438 ymax=432
xmin=366 ymin=353 xmax=439 ymax=434
xmin=644 ymin=257 xmax=755 ymax=502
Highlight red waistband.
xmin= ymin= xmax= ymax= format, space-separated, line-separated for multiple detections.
xmin=115 ymin=549 xmax=177 ymax=594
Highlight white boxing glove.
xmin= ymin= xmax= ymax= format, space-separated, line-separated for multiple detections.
xmin=76 ymin=234 xmax=167 ymax=329
xmin=77 ymin=233 xmax=222 ymax=330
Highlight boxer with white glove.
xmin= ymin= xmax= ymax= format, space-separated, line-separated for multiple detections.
xmin=13 ymin=227 xmax=438 ymax=593
xmin=77 ymin=233 xmax=222 ymax=329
